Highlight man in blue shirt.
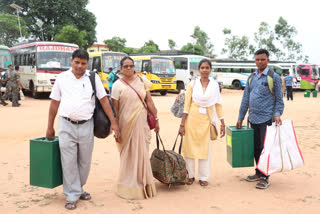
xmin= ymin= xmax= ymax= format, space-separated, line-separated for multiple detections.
xmin=284 ymin=73 xmax=294 ymax=101
xmin=236 ymin=49 xmax=284 ymax=189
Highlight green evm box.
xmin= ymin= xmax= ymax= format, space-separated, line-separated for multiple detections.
xmin=30 ymin=137 xmax=62 ymax=188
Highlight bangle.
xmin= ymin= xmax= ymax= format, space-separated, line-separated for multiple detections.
xmin=180 ymin=124 xmax=185 ymax=127
xmin=155 ymin=117 xmax=159 ymax=121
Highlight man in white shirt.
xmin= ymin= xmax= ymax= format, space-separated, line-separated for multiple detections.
xmin=46 ymin=49 xmax=120 ymax=210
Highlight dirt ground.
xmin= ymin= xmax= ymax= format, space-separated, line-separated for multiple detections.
xmin=0 ymin=89 xmax=320 ymax=214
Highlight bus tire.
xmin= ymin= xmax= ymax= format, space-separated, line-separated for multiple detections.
xmin=177 ymin=82 xmax=185 ymax=91
xmin=29 ymin=81 xmax=39 ymax=98
xmin=232 ymin=80 xmax=241 ymax=90
xmin=160 ymin=90 xmax=168 ymax=96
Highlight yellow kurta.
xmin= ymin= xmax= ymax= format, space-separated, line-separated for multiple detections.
xmin=182 ymin=84 xmax=223 ymax=160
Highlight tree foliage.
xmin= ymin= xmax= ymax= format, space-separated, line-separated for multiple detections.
xmin=104 ymin=36 xmax=127 ymax=52
xmin=55 ymin=25 xmax=87 ymax=49
xmin=0 ymin=13 xmax=27 ymax=46
xmin=137 ymin=40 xmax=160 ymax=53
xmin=192 ymin=26 xmax=214 ymax=57
xmin=0 ymin=0 xmax=96 ymax=48
xmin=254 ymin=17 xmax=308 ymax=62
xmin=181 ymin=43 xmax=205 ymax=55
xmin=221 ymin=28 xmax=254 ymax=60
xmin=168 ymin=39 xmax=176 ymax=50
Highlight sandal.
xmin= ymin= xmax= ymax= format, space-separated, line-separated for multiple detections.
xmin=199 ymin=180 xmax=208 ymax=186
xmin=256 ymin=178 xmax=270 ymax=189
xmin=80 ymin=192 xmax=91 ymax=200
xmin=65 ymin=201 xmax=77 ymax=210
xmin=186 ymin=177 xmax=195 ymax=185
xmin=246 ymin=174 xmax=261 ymax=182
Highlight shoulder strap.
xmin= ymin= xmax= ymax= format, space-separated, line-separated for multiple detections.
xmin=120 ymin=77 xmax=148 ymax=110
xmin=89 ymin=71 xmax=96 ymax=96
xmin=248 ymin=72 xmax=255 ymax=89
xmin=267 ymin=69 xmax=275 ymax=96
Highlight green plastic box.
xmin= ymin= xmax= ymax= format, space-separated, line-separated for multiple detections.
xmin=226 ymin=126 xmax=254 ymax=168
xmin=304 ymin=91 xmax=310 ymax=97
xmin=30 ymin=137 xmax=62 ymax=188
xmin=312 ymin=91 xmax=317 ymax=98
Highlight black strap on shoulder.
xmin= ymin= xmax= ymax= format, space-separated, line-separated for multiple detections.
xmin=89 ymin=71 xmax=96 ymax=97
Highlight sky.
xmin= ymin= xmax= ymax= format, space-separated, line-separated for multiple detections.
xmin=87 ymin=0 xmax=320 ymax=64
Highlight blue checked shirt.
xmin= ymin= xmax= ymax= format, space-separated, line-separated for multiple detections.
xmin=238 ymin=67 xmax=284 ymax=124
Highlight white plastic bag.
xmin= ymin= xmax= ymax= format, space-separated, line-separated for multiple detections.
xmin=257 ymin=120 xmax=304 ymax=176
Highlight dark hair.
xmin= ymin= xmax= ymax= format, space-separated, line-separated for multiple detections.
xmin=72 ymin=49 xmax=89 ymax=61
xmin=198 ymin=59 xmax=212 ymax=69
xmin=254 ymin=49 xmax=269 ymax=58
xmin=15 ymin=65 xmax=19 ymax=70
xmin=120 ymin=56 xmax=134 ymax=67
xmin=108 ymin=67 xmax=112 ymax=70
xmin=116 ymin=70 xmax=120 ymax=73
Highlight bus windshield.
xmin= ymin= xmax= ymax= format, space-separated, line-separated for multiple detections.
xmin=173 ymin=57 xmax=188 ymax=70
xmin=37 ymin=51 xmax=72 ymax=70
xmin=102 ymin=53 xmax=126 ymax=73
xmin=151 ymin=58 xmax=175 ymax=74
xmin=0 ymin=49 xmax=11 ymax=69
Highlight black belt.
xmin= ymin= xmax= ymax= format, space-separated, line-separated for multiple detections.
xmin=63 ymin=117 xmax=88 ymax=125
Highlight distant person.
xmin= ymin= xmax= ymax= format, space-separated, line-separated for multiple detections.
xmin=2 ymin=65 xmax=23 ymax=107
xmin=141 ymin=71 xmax=148 ymax=80
xmin=280 ymin=74 xmax=286 ymax=97
xmin=179 ymin=59 xmax=225 ymax=187
xmin=45 ymin=49 xmax=120 ymax=210
xmin=0 ymin=67 xmax=8 ymax=106
xmin=189 ymin=71 xmax=196 ymax=81
xmin=284 ymin=73 xmax=294 ymax=101
xmin=236 ymin=49 xmax=284 ymax=189
xmin=107 ymin=67 xmax=115 ymax=94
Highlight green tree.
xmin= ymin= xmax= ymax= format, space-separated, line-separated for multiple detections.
xmin=0 ymin=13 xmax=27 ymax=46
xmin=137 ymin=40 xmax=160 ymax=53
xmin=168 ymin=39 xmax=176 ymax=50
xmin=221 ymin=28 xmax=254 ymax=60
xmin=55 ymin=25 xmax=87 ymax=49
xmin=104 ymin=37 xmax=127 ymax=52
xmin=181 ymin=43 xmax=205 ymax=55
xmin=192 ymin=26 xmax=214 ymax=57
xmin=254 ymin=17 xmax=308 ymax=61
xmin=0 ymin=0 xmax=96 ymax=48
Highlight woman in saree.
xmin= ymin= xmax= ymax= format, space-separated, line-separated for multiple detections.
xmin=179 ymin=59 xmax=225 ymax=187
xmin=111 ymin=56 xmax=159 ymax=199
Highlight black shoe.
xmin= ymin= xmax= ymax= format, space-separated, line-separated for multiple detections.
xmin=0 ymin=102 xmax=8 ymax=106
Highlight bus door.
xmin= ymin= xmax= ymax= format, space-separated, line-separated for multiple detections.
xmin=92 ymin=56 xmax=108 ymax=89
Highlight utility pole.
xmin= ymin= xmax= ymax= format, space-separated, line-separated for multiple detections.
xmin=10 ymin=4 xmax=24 ymax=38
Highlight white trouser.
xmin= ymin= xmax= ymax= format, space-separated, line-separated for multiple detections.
xmin=184 ymin=142 xmax=212 ymax=181
xmin=58 ymin=117 xmax=94 ymax=202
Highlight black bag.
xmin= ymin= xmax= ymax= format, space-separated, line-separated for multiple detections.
xmin=113 ymin=73 xmax=120 ymax=83
xmin=89 ymin=72 xmax=116 ymax=138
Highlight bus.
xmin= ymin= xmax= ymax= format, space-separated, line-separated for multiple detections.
xmin=211 ymin=60 xmax=294 ymax=90
xmin=10 ymin=41 xmax=79 ymax=97
xmin=88 ymin=51 xmax=127 ymax=92
xmin=131 ymin=55 xmax=176 ymax=96
xmin=166 ymin=55 xmax=210 ymax=91
xmin=0 ymin=45 xmax=12 ymax=89
xmin=295 ymin=64 xmax=319 ymax=90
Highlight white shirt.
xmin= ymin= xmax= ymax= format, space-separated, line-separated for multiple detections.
xmin=50 ymin=69 xmax=107 ymax=120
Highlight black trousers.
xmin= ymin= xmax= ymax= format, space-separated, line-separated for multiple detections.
xmin=250 ymin=119 xmax=272 ymax=178
xmin=286 ymin=86 xmax=293 ymax=100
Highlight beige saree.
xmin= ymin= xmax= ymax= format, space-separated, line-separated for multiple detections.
xmin=111 ymin=77 xmax=156 ymax=199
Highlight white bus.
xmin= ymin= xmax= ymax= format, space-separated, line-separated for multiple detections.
xmin=168 ymin=55 xmax=210 ymax=90
xmin=10 ymin=42 xmax=78 ymax=97
xmin=211 ymin=61 xmax=289 ymax=90
xmin=0 ymin=45 xmax=12 ymax=92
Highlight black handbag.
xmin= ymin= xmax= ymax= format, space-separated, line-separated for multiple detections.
xmin=89 ymin=71 xmax=115 ymax=138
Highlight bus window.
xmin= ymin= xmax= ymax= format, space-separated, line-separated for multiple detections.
xmin=134 ymin=60 xmax=142 ymax=73
xmin=312 ymin=66 xmax=317 ymax=79
xmin=173 ymin=57 xmax=188 ymax=70
xmin=88 ymin=57 xmax=93 ymax=71
xmin=142 ymin=60 xmax=151 ymax=73
xmin=31 ymin=53 xmax=36 ymax=66
xmin=221 ymin=68 xmax=231 ymax=73
xmin=92 ymin=57 xmax=101 ymax=72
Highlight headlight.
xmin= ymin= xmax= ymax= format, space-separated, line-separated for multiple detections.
xmin=151 ymin=80 xmax=160 ymax=84
xmin=38 ymin=80 xmax=48 ymax=84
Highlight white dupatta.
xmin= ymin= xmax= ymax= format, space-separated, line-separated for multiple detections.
xmin=191 ymin=78 xmax=221 ymax=125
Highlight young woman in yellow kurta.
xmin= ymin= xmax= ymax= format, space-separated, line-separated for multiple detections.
xmin=179 ymin=59 xmax=225 ymax=186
